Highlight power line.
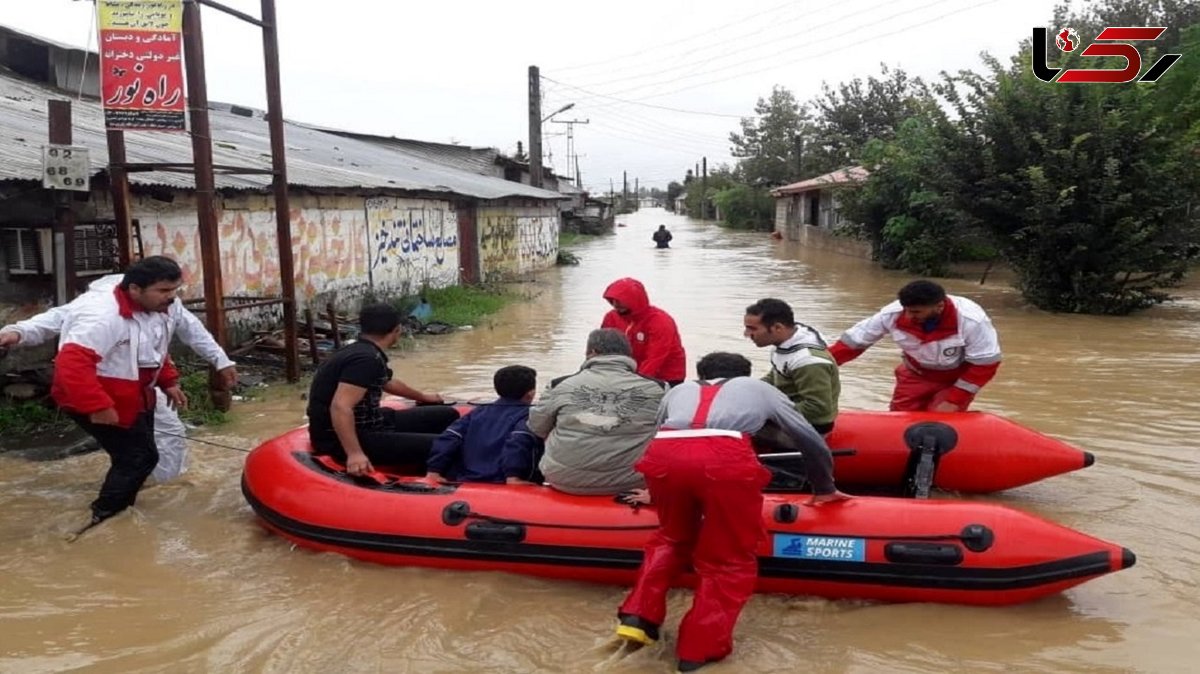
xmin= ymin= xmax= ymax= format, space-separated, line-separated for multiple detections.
xmin=635 ymin=0 xmax=1000 ymax=102
xmin=591 ymin=0 xmax=958 ymax=102
xmin=541 ymin=76 xmax=745 ymax=119
xmin=548 ymin=0 xmax=797 ymax=75
xmin=570 ymin=0 xmax=884 ymax=93
xmin=586 ymin=120 xmax=732 ymax=158
xmin=549 ymin=94 xmax=734 ymax=152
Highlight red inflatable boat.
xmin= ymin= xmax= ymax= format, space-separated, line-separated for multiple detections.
xmin=392 ymin=401 xmax=1092 ymax=495
xmin=241 ymin=428 xmax=1134 ymax=607
xmin=822 ymin=409 xmax=1093 ymax=494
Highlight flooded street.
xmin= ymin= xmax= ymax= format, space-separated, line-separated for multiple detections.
xmin=3 ymin=207 xmax=1199 ymax=673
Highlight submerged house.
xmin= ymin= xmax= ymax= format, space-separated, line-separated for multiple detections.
xmin=771 ymin=166 xmax=871 ymax=258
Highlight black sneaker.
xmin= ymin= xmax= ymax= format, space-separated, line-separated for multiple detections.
xmin=615 ymin=613 xmax=660 ymax=645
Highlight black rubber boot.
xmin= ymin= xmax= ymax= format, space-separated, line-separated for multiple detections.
xmin=615 ymin=612 xmax=660 ymax=645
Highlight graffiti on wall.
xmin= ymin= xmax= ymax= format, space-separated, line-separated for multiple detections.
xmin=135 ymin=195 xmax=371 ymax=306
xmin=480 ymin=214 xmax=518 ymax=275
xmin=365 ymin=197 xmax=460 ymax=292
xmin=517 ymin=216 xmax=558 ymax=264
xmin=478 ymin=208 xmax=559 ymax=277
xmin=291 ymin=203 xmax=370 ymax=300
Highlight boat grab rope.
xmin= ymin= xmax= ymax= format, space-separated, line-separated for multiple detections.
xmin=464 ymin=511 xmax=661 ymax=532
xmin=444 ymin=502 xmax=660 ymax=532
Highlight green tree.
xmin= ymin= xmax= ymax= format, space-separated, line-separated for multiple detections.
xmin=712 ymin=184 xmax=775 ymax=231
xmin=684 ymin=166 xmax=736 ymax=219
xmin=940 ymin=38 xmax=1200 ymax=313
xmin=839 ymin=114 xmax=989 ymax=275
xmin=803 ymin=64 xmax=934 ymax=176
xmin=665 ymin=181 xmax=685 ymax=212
xmin=729 ymin=86 xmax=809 ymax=187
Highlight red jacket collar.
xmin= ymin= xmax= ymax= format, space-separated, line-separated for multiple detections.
xmin=114 ymin=286 xmax=137 ymax=318
xmin=114 ymin=286 xmax=169 ymax=317
xmin=896 ymin=296 xmax=959 ymax=341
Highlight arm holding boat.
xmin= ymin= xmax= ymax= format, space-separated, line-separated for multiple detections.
xmin=383 ymin=379 xmax=443 ymax=404
xmin=757 ymin=384 xmax=840 ymax=497
xmin=331 ymin=382 xmax=372 ymax=475
xmin=425 ymin=414 xmax=472 ymax=482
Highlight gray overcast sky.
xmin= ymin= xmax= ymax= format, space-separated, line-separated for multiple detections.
xmin=4 ymin=0 xmax=1057 ymax=193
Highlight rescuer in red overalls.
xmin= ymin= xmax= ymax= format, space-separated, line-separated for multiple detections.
xmin=615 ymin=352 xmax=848 ymax=672
xmin=829 ymin=280 xmax=1002 ymax=412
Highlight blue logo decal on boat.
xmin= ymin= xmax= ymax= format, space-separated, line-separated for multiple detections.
xmin=773 ymin=534 xmax=866 ymax=562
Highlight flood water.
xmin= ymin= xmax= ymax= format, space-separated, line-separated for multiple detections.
xmin=2 ymin=207 xmax=1199 ymax=673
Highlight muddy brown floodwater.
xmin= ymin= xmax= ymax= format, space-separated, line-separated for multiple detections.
xmin=2 ymin=207 xmax=1198 ymax=673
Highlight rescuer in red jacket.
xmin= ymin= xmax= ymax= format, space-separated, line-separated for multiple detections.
xmin=600 ymin=278 xmax=686 ymax=385
xmin=829 ymin=280 xmax=1002 ymax=412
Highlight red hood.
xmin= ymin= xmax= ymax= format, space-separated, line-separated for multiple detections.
xmin=603 ymin=278 xmax=650 ymax=315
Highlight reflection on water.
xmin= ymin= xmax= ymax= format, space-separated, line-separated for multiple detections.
xmin=1 ymin=208 xmax=1198 ymax=672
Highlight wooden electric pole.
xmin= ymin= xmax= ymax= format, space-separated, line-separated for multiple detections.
xmin=528 ymin=65 xmax=543 ymax=188
xmin=48 ymin=100 xmax=77 ymax=304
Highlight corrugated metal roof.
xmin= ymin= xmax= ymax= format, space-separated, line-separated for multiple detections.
xmin=772 ymin=166 xmax=869 ymax=196
xmin=0 ymin=70 xmax=566 ymax=201
xmin=324 ymin=129 xmax=586 ymax=196
xmin=316 ymin=130 xmax=503 ymax=176
xmin=0 ymin=24 xmax=92 ymax=55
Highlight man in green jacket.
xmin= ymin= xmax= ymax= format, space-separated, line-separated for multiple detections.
xmin=743 ymin=298 xmax=840 ymax=435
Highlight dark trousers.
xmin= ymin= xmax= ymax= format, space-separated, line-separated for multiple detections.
xmin=71 ymin=411 xmax=158 ymax=517
xmin=322 ymin=405 xmax=460 ymax=469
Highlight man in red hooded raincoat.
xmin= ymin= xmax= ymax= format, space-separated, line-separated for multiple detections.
xmin=600 ymin=278 xmax=686 ymax=385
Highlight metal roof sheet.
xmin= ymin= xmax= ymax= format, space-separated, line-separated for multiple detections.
xmin=772 ymin=166 xmax=869 ymax=196
xmin=0 ymin=71 xmax=566 ymax=201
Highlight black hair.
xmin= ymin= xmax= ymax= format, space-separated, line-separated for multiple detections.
xmin=898 ymin=280 xmax=946 ymax=307
xmin=696 ymin=352 xmax=752 ymax=380
xmin=494 ymin=365 xmax=537 ymax=399
xmin=120 ymin=255 xmax=182 ymax=290
xmin=745 ymin=298 xmax=795 ymax=328
xmin=359 ymin=303 xmax=402 ymax=336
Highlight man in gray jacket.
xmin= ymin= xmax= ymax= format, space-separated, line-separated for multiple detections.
xmin=527 ymin=328 xmax=666 ymax=495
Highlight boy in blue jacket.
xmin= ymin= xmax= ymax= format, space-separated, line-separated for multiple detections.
xmin=425 ymin=365 xmax=544 ymax=484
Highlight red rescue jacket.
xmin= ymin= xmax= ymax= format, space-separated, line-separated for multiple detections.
xmin=601 ymin=278 xmax=686 ymax=383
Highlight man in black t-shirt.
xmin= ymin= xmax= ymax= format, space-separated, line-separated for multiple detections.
xmin=306 ymin=303 xmax=459 ymax=475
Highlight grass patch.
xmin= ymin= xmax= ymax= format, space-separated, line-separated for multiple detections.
xmin=422 ymin=285 xmax=515 ymax=327
xmin=559 ymin=231 xmax=603 ymax=248
xmin=0 ymin=400 xmax=73 ymax=435
xmin=178 ymin=371 xmax=229 ymax=426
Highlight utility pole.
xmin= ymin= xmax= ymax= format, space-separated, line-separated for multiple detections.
xmin=528 ymin=65 xmax=543 ymax=188
xmin=702 ymin=156 xmax=708 ymax=220
xmin=622 ymin=171 xmax=628 ymax=212
xmin=794 ymin=135 xmax=805 ymax=179
xmin=182 ymin=0 xmax=227 ymax=348
xmin=106 ymin=127 xmax=133 ymax=268
xmin=261 ymin=0 xmax=299 ymax=384
xmin=574 ymin=156 xmax=581 ymax=188
xmin=48 ymin=100 xmax=77 ymax=304
xmin=550 ymin=118 xmax=589 ymax=187
xmin=103 ymin=0 xmax=299 ymax=386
